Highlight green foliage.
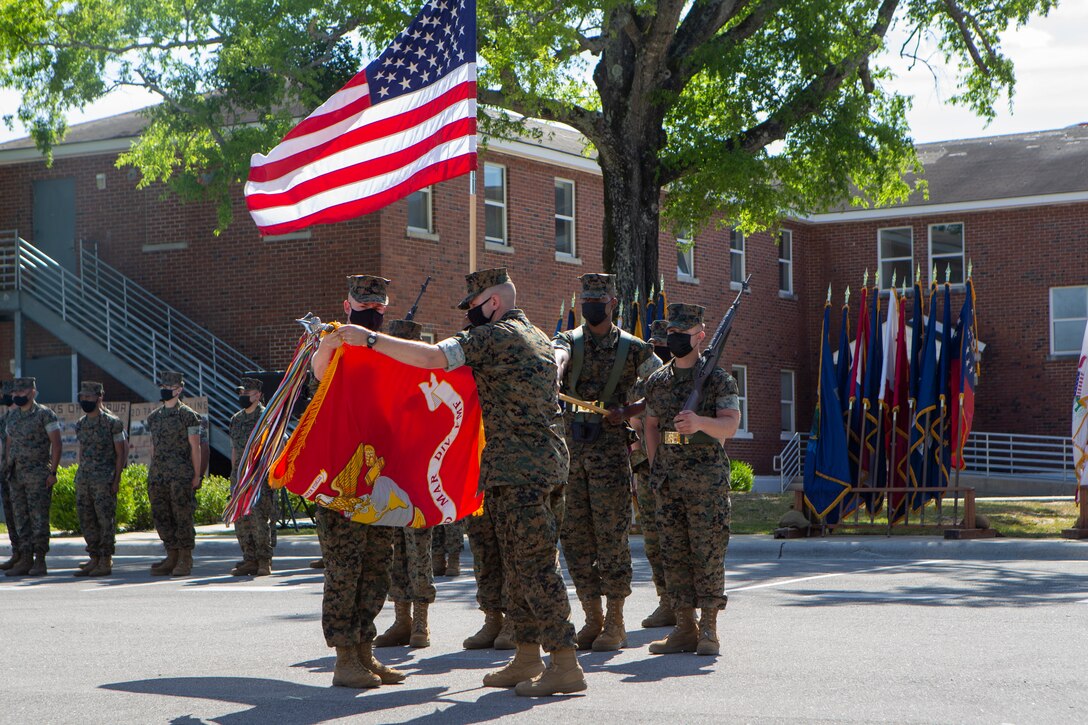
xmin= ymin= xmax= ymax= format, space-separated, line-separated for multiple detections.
xmin=48 ymin=465 xmax=81 ymax=532
xmin=729 ymin=459 xmax=754 ymax=493
xmin=194 ymin=475 xmax=232 ymax=525
xmin=122 ymin=464 xmax=153 ymax=531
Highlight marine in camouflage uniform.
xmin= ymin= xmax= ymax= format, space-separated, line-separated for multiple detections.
xmin=341 ymin=267 xmax=584 ymax=695
xmin=554 ymin=273 xmax=661 ymax=651
xmin=4 ymin=377 xmax=62 ymax=577
xmin=644 ymin=304 xmax=741 ymax=657
xmin=73 ymin=382 xmax=128 ymax=578
xmin=373 ymin=320 xmax=437 ymax=650
xmin=230 ymin=377 xmax=273 ymax=577
xmin=461 ymin=490 xmax=515 ymax=650
xmin=630 ymin=319 xmax=673 ymax=628
xmin=0 ymin=381 xmax=22 ymax=572
xmin=430 ymin=517 xmax=464 ymax=576
xmin=146 ymin=371 xmax=203 ymax=577
xmin=311 ymin=274 xmax=403 ymax=690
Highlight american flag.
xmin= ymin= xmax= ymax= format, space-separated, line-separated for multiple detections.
xmin=245 ymin=0 xmax=477 ymax=236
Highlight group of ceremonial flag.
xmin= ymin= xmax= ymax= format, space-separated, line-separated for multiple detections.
xmin=804 ymin=276 xmax=980 ymax=525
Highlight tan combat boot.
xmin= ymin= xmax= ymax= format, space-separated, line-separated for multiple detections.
xmin=482 ymin=642 xmax=545 ymax=687
xmin=170 ymin=549 xmax=193 ymax=577
xmin=26 ymin=552 xmax=47 ymax=576
xmin=444 ymin=557 xmax=460 ymax=577
xmin=231 ymin=560 xmax=258 ymax=576
xmin=0 ymin=549 xmax=21 ymax=571
xmin=696 ymin=607 xmax=720 ymax=656
xmin=574 ymin=597 xmax=604 ymax=650
xmin=648 ymin=607 xmax=699 ymax=654
xmin=150 ymin=549 xmax=178 ymax=576
xmin=88 ymin=556 xmax=112 ymax=577
xmin=592 ymin=597 xmax=627 ymax=651
xmin=74 ymin=556 xmax=100 ymax=577
xmin=374 ymin=601 xmax=412 ymax=647
xmin=410 ymin=602 xmax=430 ymax=648
xmin=357 ymin=642 xmax=407 ymax=684
xmin=641 ymin=598 xmax=677 ymax=628
xmin=332 ymin=646 xmax=380 ymax=688
xmin=309 ymin=558 xmax=325 ymax=569
xmin=463 ymin=609 xmax=503 ymax=649
xmin=432 ymin=552 xmax=446 ymax=577
xmin=255 ymin=559 xmax=272 ymax=577
xmin=5 ymin=551 xmax=32 ymax=577
xmin=514 ymin=648 xmax=587 ymax=696
xmin=493 ymin=617 xmax=516 ymax=650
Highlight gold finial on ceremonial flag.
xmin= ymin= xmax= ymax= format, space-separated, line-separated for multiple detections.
xmin=826 ymin=284 xmax=832 ymax=303
xmin=915 ymin=266 xmax=921 ymax=284
xmin=932 ymin=264 xmax=938 ymax=284
xmin=863 ymin=268 xmax=870 ymax=288
xmin=845 ymin=285 xmax=851 ymax=305
xmin=945 ymin=264 xmax=952 ymax=284
xmin=874 ymin=268 xmax=880 ymax=289
xmin=891 ymin=269 xmax=897 ymax=290
xmin=968 ymin=258 xmax=973 ymax=279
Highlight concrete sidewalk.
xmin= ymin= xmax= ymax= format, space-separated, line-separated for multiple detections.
xmin=29 ymin=524 xmax=1088 ymax=561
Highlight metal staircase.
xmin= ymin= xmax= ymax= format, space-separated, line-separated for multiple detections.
xmin=0 ymin=230 xmax=262 ymax=456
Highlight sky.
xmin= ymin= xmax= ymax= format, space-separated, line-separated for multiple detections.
xmin=1 ymin=2 xmax=1085 ymax=147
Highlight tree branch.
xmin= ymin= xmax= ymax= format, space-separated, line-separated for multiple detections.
xmin=942 ymin=0 xmax=991 ymax=75
xmin=677 ymin=0 xmax=786 ymax=78
xmin=478 ymin=87 xmax=602 ymax=145
xmin=25 ymin=36 xmax=224 ymax=55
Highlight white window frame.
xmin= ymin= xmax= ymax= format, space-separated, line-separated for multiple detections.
xmin=928 ymin=222 xmax=965 ymax=286
xmin=677 ymin=225 xmax=696 ymax=282
xmin=484 ymin=163 xmax=508 ymax=247
xmin=1050 ymin=285 xmax=1088 ymax=356
xmin=778 ymin=229 xmax=794 ymax=295
xmin=877 ymin=226 xmax=913 ymax=290
xmin=780 ymin=370 xmax=796 ymax=439
xmin=729 ymin=228 xmax=745 ymax=290
xmin=731 ymin=364 xmax=750 ymax=437
xmin=421 ymin=331 xmax=436 ymax=345
xmin=554 ymin=178 xmax=577 ymax=260
xmin=406 ymin=186 xmax=434 ymax=234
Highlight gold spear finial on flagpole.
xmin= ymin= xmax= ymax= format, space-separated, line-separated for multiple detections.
xmin=863 ymin=268 xmax=870 ymax=287
xmin=826 ymin=284 xmax=832 ymax=303
xmin=874 ymin=268 xmax=880 ymax=289
xmin=945 ymin=264 xmax=952 ymax=284
xmin=932 ymin=263 xmax=938 ymax=285
xmin=915 ymin=265 xmax=921 ymax=284
xmin=845 ymin=285 xmax=851 ymax=305
xmin=968 ymin=258 xmax=973 ymax=279
xmin=891 ymin=269 xmax=897 ymax=291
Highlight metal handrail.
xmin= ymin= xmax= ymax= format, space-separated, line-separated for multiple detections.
xmin=0 ymin=234 xmax=261 ymax=435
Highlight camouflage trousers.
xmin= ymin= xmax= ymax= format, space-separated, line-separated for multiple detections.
xmin=389 ymin=527 xmax=435 ymax=603
xmin=75 ymin=474 xmax=117 ymax=557
xmin=489 ymin=482 xmax=576 ymax=652
xmin=318 ymin=506 xmax=394 ymax=647
xmin=466 ymin=503 xmax=505 ymax=612
xmin=147 ymin=468 xmax=196 ymax=552
xmin=235 ymin=484 xmax=275 ymax=562
xmin=1 ymin=473 xmax=19 ymax=550
xmin=431 ymin=519 xmax=465 ymax=558
xmin=8 ymin=469 xmax=52 ymax=555
xmin=650 ymin=444 xmax=731 ymax=611
xmin=634 ymin=469 xmax=666 ymax=598
xmin=560 ymin=439 xmax=633 ymax=598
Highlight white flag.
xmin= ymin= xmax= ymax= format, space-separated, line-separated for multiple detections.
xmin=879 ymin=289 xmax=900 ymax=404
xmin=1074 ymin=318 xmax=1088 ymax=488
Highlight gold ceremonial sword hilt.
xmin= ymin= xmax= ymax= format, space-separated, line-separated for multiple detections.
xmin=558 ymin=393 xmax=610 ymax=416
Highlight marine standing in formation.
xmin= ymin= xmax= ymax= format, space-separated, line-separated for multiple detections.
xmin=336 ymin=267 xmax=586 ymax=696
xmin=374 ymin=318 xmax=437 ymax=650
xmin=3 ymin=377 xmax=61 ymax=577
xmin=310 ymin=274 xmax=404 ymax=690
xmin=553 ymin=273 xmax=661 ymax=651
xmin=146 ymin=371 xmax=203 ymax=578
xmin=0 ymin=381 xmax=22 ymax=573
xmin=230 ymin=377 xmax=274 ymax=577
xmin=72 ymin=381 xmax=128 ymax=578
xmin=643 ymin=303 xmax=740 ymax=656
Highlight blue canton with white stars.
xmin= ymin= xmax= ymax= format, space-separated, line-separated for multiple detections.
xmin=366 ymin=0 xmax=476 ymax=105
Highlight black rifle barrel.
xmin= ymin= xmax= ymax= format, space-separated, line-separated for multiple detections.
xmin=682 ymin=274 xmax=752 ymax=411
xmin=404 ymin=276 xmax=432 ymax=321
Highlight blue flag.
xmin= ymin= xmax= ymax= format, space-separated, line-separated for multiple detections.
xmin=909 ymin=283 xmax=940 ymax=510
xmin=860 ymin=290 xmax=886 ymax=512
xmin=835 ymin=304 xmax=852 ymax=429
xmin=930 ymin=282 xmax=954 ymax=496
xmin=804 ymin=303 xmax=854 ymax=519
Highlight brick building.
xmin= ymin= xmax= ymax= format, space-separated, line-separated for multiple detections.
xmin=0 ymin=112 xmax=1085 ymax=476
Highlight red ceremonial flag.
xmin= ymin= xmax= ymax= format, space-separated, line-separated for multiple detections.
xmin=270 ymin=344 xmax=484 ymax=527
xmin=245 ymin=0 xmax=478 ymax=236
xmin=886 ymin=293 xmax=911 ymax=522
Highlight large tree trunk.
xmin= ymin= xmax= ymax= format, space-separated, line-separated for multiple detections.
xmin=600 ymin=151 xmax=663 ymax=309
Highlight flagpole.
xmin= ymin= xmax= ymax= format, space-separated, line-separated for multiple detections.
xmin=888 ymin=409 xmax=898 ymax=533
xmin=468 ymin=171 xmax=477 ymax=273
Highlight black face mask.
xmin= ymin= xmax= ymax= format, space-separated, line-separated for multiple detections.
xmin=654 ymin=345 xmax=673 ymax=363
xmin=239 ymin=394 xmax=255 ymax=410
xmin=466 ymin=300 xmax=493 ymax=328
xmin=80 ymin=400 xmax=98 ymax=413
xmin=160 ymin=388 xmax=177 ymax=401
xmin=349 ymin=308 xmax=384 ymax=330
xmin=1 ymin=394 xmax=11 ymax=406
xmin=12 ymin=395 xmax=29 ymax=407
xmin=581 ymin=302 xmax=609 ymax=326
xmin=666 ymin=332 xmax=695 ymax=359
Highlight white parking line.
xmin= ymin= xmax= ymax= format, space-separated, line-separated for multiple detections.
xmin=730 ymin=560 xmax=943 ymax=593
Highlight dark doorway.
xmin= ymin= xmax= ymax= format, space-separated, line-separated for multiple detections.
xmin=32 ymin=178 xmax=77 ymax=272
xmin=24 ymin=354 xmax=74 ymax=403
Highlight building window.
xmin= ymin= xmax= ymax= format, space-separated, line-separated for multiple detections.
xmin=730 ymin=228 xmax=745 ymax=287
xmin=779 ymin=230 xmax=794 ymax=294
xmin=929 ymin=223 xmax=964 ymax=284
xmin=484 ymin=163 xmax=507 ymax=245
xmin=555 ymin=179 xmax=576 ymax=257
xmin=1050 ymin=286 xmax=1088 ymax=356
xmin=781 ymin=370 xmax=796 ymax=435
xmin=421 ymin=332 xmax=436 ymax=344
xmin=407 ymin=186 xmax=433 ymax=233
xmin=732 ymin=365 xmax=748 ymax=433
xmin=878 ymin=227 xmax=913 ymax=289
xmin=677 ymin=226 xmax=695 ymax=281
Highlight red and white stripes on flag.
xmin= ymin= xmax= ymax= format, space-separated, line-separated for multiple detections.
xmin=245 ymin=0 xmax=477 ymax=236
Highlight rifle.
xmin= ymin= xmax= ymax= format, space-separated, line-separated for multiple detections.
xmin=683 ymin=274 xmax=751 ymax=412
xmin=404 ymin=276 xmax=432 ymax=321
